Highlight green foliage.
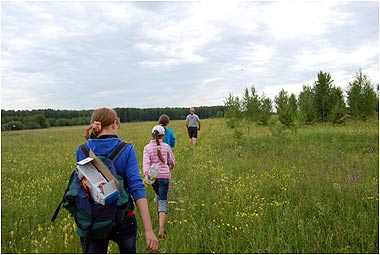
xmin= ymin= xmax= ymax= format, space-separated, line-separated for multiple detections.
xmin=257 ymin=95 xmax=273 ymax=126
xmin=1 ymin=106 xmax=227 ymax=131
xmin=215 ymin=111 xmax=224 ymax=118
xmin=1 ymin=114 xmax=50 ymax=130
xmin=329 ymin=87 xmax=347 ymax=124
xmin=26 ymin=114 xmax=50 ymax=129
xmin=347 ymin=70 xmax=378 ymax=120
xmin=224 ymin=94 xmax=242 ymax=129
xmin=224 ymin=86 xmax=272 ymax=128
xmin=288 ymin=94 xmax=298 ymax=124
xmin=268 ymin=118 xmax=286 ymax=138
xmin=48 ymin=117 xmax=89 ymax=127
xmin=313 ymin=71 xmax=334 ymax=122
xmin=298 ymin=85 xmax=316 ymax=124
xmin=242 ymin=86 xmax=260 ymax=121
xmin=1 ymin=121 xmax=24 ymax=131
xmin=275 ymin=89 xmax=298 ymax=128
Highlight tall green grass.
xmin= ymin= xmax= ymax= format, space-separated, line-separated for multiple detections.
xmin=1 ymin=118 xmax=378 ymax=253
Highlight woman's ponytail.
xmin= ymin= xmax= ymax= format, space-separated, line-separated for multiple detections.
xmin=153 ymin=130 xmax=165 ymax=163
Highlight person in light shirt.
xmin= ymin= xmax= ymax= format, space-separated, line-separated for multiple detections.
xmin=185 ymin=107 xmax=201 ymax=151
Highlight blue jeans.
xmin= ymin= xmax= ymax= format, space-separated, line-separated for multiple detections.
xmin=152 ymin=178 xmax=169 ymax=214
xmin=80 ymin=215 xmax=137 ymax=254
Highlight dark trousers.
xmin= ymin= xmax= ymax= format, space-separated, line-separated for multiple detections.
xmin=80 ymin=215 xmax=137 ymax=254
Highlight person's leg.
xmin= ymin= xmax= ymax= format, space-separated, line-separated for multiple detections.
xmin=80 ymin=237 xmax=109 ymax=254
xmin=109 ymin=215 xmax=137 ymax=254
xmin=158 ymin=211 xmax=166 ymax=238
xmin=192 ymin=138 xmax=197 ymax=149
xmin=187 ymin=128 xmax=192 ymax=149
xmin=156 ymin=179 xmax=169 ymax=238
xmin=188 ymin=127 xmax=195 ymax=150
xmin=192 ymin=128 xmax=198 ymax=150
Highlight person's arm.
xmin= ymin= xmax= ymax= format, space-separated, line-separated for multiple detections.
xmin=197 ymin=119 xmax=201 ymax=131
xmin=121 ymin=145 xmax=149 ymax=197
xmin=185 ymin=115 xmax=190 ymax=128
xmin=135 ymin=198 xmax=159 ymax=252
xmin=121 ymin=146 xmax=158 ymax=251
xmin=83 ymin=124 xmax=92 ymax=140
xmin=142 ymin=146 xmax=152 ymax=185
xmin=170 ymin=132 xmax=176 ymax=149
xmin=142 ymin=147 xmax=150 ymax=177
xmin=168 ymin=147 xmax=175 ymax=170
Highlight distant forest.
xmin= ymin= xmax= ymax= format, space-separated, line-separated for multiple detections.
xmin=2 ymin=70 xmax=378 ymax=131
xmin=1 ymin=106 xmax=227 ymax=131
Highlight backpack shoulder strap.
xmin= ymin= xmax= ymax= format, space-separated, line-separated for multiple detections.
xmin=108 ymin=142 xmax=129 ymax=161
xmin=80 ymin=143 xmax=89 ymax=157
xmin=51 ymin=200 xmax=64 ymax=222
xmin=79 ymin=141 xmax=129 ymax=160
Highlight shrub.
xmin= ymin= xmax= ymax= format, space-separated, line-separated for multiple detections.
xmin=1 ymin=121 xmax=24 ymax=131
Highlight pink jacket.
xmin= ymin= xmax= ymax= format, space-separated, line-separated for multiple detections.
xmin=143 ymin=139 xmax=175 ymax=179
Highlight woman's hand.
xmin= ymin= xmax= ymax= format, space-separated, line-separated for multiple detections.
xmin=83 ymin=124 xmax=92 ymax=140
xmin=135 ymin=198 xmax=159 ymax=253
xmin=144 ymin=229 xmax=159 ymax=252
xmin=144 ymin=176 xmax=152 ymax=185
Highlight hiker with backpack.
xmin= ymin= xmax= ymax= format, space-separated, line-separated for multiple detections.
xmin=143 ymin=125 xmax=176 ymax=239
xmin=54 ymin=108 xmax=158 ymax=253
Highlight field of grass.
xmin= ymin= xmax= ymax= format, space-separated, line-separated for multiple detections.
xmin=1 ymin=117 xmax=379 ymax=253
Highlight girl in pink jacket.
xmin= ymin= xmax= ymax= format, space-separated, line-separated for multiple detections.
xmin=143 ymin=125 xmax=175 ymax=239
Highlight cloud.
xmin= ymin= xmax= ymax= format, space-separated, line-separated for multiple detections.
xmin=262 ymin=1 xmax=349 ymax=39
xmin=1 ymin=1 xmax=378 ymax=110
xmin=294 ymin=44 xmax=379 ymax=71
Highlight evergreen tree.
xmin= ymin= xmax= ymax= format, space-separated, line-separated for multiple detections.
xmin=329 ymin=87 xmax=347 ymax=123
xmin=347 ymin=70 xmax=378 ymax=120
xmin=347 ymin=71 xmax=363 ymax=119
xmin=257 ymin=94 xmax=272 ymax=126
xmin=298 ymin=85 xmax=316 ymax=124
xmin=361 ymin=79 xmax=377 ymax=118
xmin=275 ymin=89 xmax=297 ymax=127
xmin=275 ymin=89 xmax=288 ymax=125
xmin=242 ymin=86 xmax=260 ymax=121
xmin=314 ymin=71 xmax=334 ymax=122
xmin=224 ymin=93 xmax=242 ymax=128
xmin=288 ymin=93 xmax=298 ymax=126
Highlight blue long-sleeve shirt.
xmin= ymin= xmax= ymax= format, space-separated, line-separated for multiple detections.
xmin=75 ymin=137 xmax=147 ymax=202
xmin=162 ymin=127 xmax=176 ymax=149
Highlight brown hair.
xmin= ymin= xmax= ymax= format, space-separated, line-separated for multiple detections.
xmin=89 ymin=108 xmax=120 ymax=137
xmin=152 ymin=130 xmax=165 ymax=163
xmin=158 ymin=114 xmax=170 ymax=126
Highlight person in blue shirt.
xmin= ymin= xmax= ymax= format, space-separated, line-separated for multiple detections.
xmin=158 ymin=114 xmax=176 ymax=150
xmin=79 ymin=107 xmax=158 ymax=253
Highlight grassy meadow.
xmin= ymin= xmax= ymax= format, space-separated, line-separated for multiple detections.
xmin=1 ymin=117 xmax=379 ymax=253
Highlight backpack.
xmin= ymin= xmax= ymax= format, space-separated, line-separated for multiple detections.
xmin=51 ymin=142 xmax=134 ymax=245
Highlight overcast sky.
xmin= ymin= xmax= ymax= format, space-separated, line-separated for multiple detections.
xmin=1 ymin=1 xmax=379 ymax=110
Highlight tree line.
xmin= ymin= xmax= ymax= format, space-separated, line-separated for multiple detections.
xmin=224 ymin=70 xmax=379 ymax=132
xmin=1 ymin=106 xmax=226 ymax=131
xmin=2 ymin=69 xmax=378 ymax=131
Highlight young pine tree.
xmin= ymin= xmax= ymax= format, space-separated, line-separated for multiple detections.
xmin=298 ymin=85 xmax=316 ymax=124
xmin=313 ymin=71 xmax=334 ymax=122
xmin=329 ymin=86 xmax=347 ymax=124
xmin=275 ymin=89 xmax=298 ymax=128
xmin=347 ymin=70 xmax=377 ymax=120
